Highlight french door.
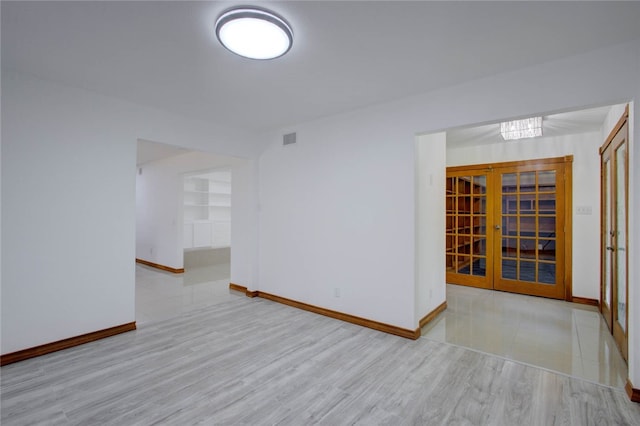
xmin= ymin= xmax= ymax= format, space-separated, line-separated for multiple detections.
xmin=446 ymin=157 xmax=571 ymax=299
xmin=600 ymin=108 xmax=629 ymax=362
xmin=445 ymin=171 xmax=492 ymax=289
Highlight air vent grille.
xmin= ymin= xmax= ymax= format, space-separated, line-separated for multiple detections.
xmin=283 ymin=132 xmax=297 ymax=146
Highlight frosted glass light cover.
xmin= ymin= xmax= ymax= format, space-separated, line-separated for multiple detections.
xmin=216 ymin=8 xmax=293 ymax=60
xmin=500 ymin=117 xmax=543 ymax=140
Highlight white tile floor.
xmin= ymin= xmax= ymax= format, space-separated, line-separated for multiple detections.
xmin=421 ymin=284 xmax=628 ymax=389
xmin=135 ymin=262 xmax=242 ymax=325
xmin=136 ymin=266 xmax=628 ymax=390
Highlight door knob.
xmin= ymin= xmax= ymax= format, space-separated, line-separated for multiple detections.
xmin=606 ymin=246 xmax=615 ymax=252
xmin=495 ymin=225 xmax=501 ymax=230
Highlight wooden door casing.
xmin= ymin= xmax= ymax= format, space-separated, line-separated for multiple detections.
xmin=600 ymin=105 xmax=629 ymax=362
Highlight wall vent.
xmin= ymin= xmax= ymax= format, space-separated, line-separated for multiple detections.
xmin=283 ymin=132 xmax=297 ymax=146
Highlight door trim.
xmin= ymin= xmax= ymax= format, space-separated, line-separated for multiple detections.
xmin=448 ymin=156 xmax=572 ymax=172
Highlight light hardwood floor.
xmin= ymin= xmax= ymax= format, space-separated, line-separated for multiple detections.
xmin=2 ymin=295 xmax=639 ymax=425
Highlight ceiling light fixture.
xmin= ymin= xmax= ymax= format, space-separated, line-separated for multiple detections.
xmin=500 ymin=117 xmax=543 ymax=140
xmin=215 ymin=7 xmax=293 ymax=60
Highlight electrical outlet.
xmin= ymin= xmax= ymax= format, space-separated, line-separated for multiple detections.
xmin=334 ymin=288 xmax=340 ymax=298
xmin=576 ymin=206 xmax=592 ymax=215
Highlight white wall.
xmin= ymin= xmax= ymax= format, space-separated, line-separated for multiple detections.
xmin=1 ymin=72 xmax=258 ymax=354
xmin=447 ymin=131 xmax=604 ymax=299
xmin=230 ymin=160 xmax=259 ymax=290
xmin=136 ymin=158 xmax=182 ymax=269
xmin=259 ymin=118 xmax=417 ymax=330
xmin=416 ymin=133 xmax=447 ymax=322
xmin=257 ymin=40 xmax=640 ymax=382
xmin=2 ymin=74 xmax=136 ymax=353
xmin=135 ymin=151 xmax=248 ymax=270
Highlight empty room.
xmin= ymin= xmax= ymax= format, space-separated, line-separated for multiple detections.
xmin=2 ymin=1 xmax=640 ymax=424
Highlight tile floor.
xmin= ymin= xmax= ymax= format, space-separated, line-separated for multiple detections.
xmin=421 ymin=284 xmax=628 ymax=389
xmin=135 ymin=262 xmax=242 ymax=325
xmin=136 ymin=265 xmax=628 ymax=390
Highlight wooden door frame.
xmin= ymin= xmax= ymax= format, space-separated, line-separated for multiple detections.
xmin=613 ymin=135 xmax=629 ymax=361
xmin=446 ymin=156 xmax=573 ymax=301
xmin=599 ymin=105 xmax=629 ymax=361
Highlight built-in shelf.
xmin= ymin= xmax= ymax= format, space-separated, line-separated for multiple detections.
xmin=183 ymin=171 xmax=231 ymax=249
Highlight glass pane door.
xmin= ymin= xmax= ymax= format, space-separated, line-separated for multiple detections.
xmin=493 ymin=165 xmax=565 ymax=299
xmin=614 ymin=142 xmax=627 ymax=333
xmin=601 ymin=154 xmax=613 ymax=331
xmin=600 ymin=112 xmax=628 ymax=363
xmin=612 ymin=135 xmax=628 ymax=361
xmin=445 ymin=172 xmax=492 ymax=289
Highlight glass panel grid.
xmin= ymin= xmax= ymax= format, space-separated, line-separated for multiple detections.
xmin=499 ymin=170 xmax=557 ymax=284
xmin=446 ymin=174 xmax=488 ymax=276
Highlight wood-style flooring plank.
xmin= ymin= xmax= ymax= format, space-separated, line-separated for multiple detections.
xmin=2 ymin=296 xmax=639 ymax=425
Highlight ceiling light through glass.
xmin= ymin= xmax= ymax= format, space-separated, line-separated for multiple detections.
xmin=500 ymin=117 xmax=543 ymax=140
xmin=215 ymin=7 xmax=293 ymax=60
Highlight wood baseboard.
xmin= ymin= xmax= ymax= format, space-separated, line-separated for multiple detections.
xmin=136 ymin=258 xmax=184 ymax=274
xmin=419 ymin=301 xmax=447 ymax=329
xmin=626 ymin=380 xmax=640 ymax=403
xmin=570 ymin=296 xmax=599 ymax=307
xmin=229 ymin=283 xmax=246 ymax=293
xmin=229 ymin=283 xmax=259 ymax=297
xmin=227 ymin=284 xmax=419 ymax=339
xmin=1 ymin=322 xmax=136 ymax=366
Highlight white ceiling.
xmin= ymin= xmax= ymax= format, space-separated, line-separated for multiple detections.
xmin=136 ymin=139 xmax=189 ymax=165
xmin=446 ymin=105 xmax=616 ymax=148
xmin=2 ymin=2 xmax=640 ymax=132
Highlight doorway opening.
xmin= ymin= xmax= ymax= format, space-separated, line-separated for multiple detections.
xmin=183 ymin=168 xmax=231 ymax=279
xmin=135 ymin=139 xmax=247 ymax=324
xmin=421 ymin=103 xmax=632 ymax=388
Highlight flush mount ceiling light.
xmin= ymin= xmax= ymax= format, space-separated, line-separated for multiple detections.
xmin=500 ymin=117 xmax=543 ymax=140
xmin=215 ymin=7 xmax=293 ymax=60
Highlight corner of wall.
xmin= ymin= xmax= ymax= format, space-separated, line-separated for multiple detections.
xmin=415 ymin=132 xmax=447 ymax=327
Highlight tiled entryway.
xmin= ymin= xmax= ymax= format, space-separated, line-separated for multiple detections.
xmin=421 ymin=284 xmax=628 ymax=388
